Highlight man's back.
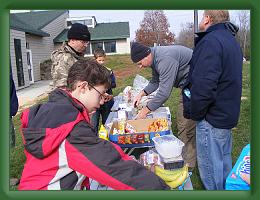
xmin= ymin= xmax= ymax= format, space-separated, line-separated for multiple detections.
xmin=151 ymin=45 xmax=192 ymax=88
xmin=152 ymin=45 xmax=192 ymax=67
xmin=189 ymin=22 xmax=243 ymax=128
xmin=205 ymin=23 xmax=243 ymax=128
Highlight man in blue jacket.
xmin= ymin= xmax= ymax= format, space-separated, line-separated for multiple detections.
xmin=183 ymin=10 xmax=243 ymax=190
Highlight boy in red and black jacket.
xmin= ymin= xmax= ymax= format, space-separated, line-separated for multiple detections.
xmin=19 ymin=59 xmax=169 ymax=190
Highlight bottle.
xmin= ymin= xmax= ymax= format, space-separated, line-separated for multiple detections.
xmin=183 ymin=88 xmax=191 ymax=99
xmin=98 ymin=125 xmax=109 ymax=140
xmin=118 ymin=119 xmax=126 ymax=134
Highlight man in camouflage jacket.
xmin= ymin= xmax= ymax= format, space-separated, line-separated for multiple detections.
xmin=51 ymin=23 xmax=91 ymax=89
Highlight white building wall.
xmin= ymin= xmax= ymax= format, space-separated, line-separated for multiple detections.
xmin=26 ymin=12 xmax=69 ymax=81
xmin=10 ymin=29 xmax=30 ymax=89
xmin=25 ymin=35 xmax=49 ymax=81
xmin=126 ymin=38 xmax=131 ymax=53
xmin=116 ymin=38 xmax=130 ymax=54
xmin=41 ymin=12 xmax=68 ymax=55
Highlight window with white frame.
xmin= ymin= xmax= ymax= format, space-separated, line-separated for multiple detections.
xmin=67 ymin=19 xmax=93 ymax=27
xmin=104 ymin=41 xmax=116 ymax=53
xmin=91 ymin=42 xmax=103 ymax=54
xmin=85 ymin=41 xmax=117 ymax=55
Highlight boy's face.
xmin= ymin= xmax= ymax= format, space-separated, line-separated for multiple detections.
xmin=96 ymin=56 xmax=106 ymax=65
xmin=76 ymin=82 xmax=107 ymax=113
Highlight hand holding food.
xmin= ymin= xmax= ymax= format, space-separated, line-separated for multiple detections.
xmin=135 ymin=106 xmax=150 ymax=119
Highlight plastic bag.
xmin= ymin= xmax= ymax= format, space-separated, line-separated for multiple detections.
xmin=133 ymin=74 xmax=149 ymax=91
xmin=123 ymin=86 xmax=132 ymax=103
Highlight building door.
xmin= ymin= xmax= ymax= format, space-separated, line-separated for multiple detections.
xmin=26 ymin=49 xmax=34 ymax=84
xmin=14 ymin=39 xmax=25 ymax=87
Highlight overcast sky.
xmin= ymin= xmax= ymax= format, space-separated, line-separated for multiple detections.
xmin=69 ymin=10 xmax=244 ymax=40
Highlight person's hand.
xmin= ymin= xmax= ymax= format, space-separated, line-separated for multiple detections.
xmin=133 ymin=90 xmax=146 ymax=108
xmin=135 ymin=107 xmax=150 ymax=119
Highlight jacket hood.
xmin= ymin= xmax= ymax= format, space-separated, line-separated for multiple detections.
xmin=224 ymin=22 xmax=239 ymax=36
xmin=20 ymin=89 xmax=90 ymax=159
xmin=195 ymin=22 xmax=239 ymax=45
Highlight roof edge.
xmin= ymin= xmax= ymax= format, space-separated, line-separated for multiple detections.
xmin=11 ymin=26 xmax=50 ymax=37
xmin=38 ymin=10 xmax=68 ymax=29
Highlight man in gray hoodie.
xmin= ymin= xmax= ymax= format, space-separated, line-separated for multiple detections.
xmin=131 ymin=42 xmax=196 ymax=169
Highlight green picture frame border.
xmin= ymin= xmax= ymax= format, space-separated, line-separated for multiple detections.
xmin=1 ymin=0 xmax=258 ymax=199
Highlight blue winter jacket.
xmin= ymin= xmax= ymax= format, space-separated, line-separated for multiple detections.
xmin=183 ymin=22 xmax=243 ymax=129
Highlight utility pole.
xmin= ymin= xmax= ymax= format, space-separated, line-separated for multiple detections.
xmin=194 ymin=10 xmax=198 ymax=33
xmin=194 ymin=10 xmax=199 ymax=48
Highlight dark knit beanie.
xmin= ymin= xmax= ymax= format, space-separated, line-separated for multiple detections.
xmin=67 ymin=23 xmax=91 ymax=41
xmin=131 ymin=42 xmax=151 ymax=63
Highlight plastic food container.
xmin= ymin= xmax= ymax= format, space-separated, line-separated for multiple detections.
xmin=152 ymin=135 xmax=184 ymax=158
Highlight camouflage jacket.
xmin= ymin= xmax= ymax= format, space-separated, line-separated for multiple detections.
xmin=51 ymin=42 xmax=84 ymax=88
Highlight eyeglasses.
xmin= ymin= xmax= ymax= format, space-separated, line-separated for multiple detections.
xmin=88 ymin=83 xmax=108 ymax=101
xmin=79 ymin=40 xmax=89 ymax=46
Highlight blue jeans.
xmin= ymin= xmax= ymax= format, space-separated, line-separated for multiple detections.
xmin=91 ymin=99 xmax=114 ymax=133
xmin=196 ymin=119 xmax=232 ymax=190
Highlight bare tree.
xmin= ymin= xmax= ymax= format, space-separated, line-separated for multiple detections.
xmin=175 ymin=22 xmax=194 ymax=49
xmin=236 ymin=10 xmax=250 ymax=60
xmin=135 ymin=10 xmax=175 ymax=46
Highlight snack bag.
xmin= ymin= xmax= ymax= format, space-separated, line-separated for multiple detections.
xmin=131 ymin=134 xmax=138 ymax=144
xmin=125 ymin=123 xmax=136 ymax=134
xmin=118 ymin=135 xmax=125 ymax=144
xmin=139 ymin=150 xmax=163 ymax=172
xmin=125 ymin=135 xmax=132 ymax=144
xmin=225 ymin=144 xmax=250 ymax=190
xmin=98 ymin=125 xmax=108 ymax=140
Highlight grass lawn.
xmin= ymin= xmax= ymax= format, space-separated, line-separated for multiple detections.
xmin=10 ymin=55 xmax=250 ymax=190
